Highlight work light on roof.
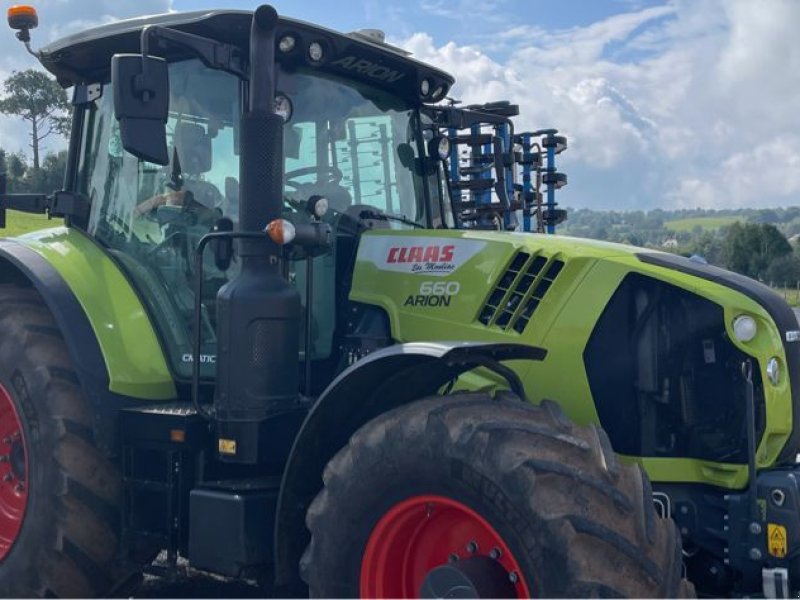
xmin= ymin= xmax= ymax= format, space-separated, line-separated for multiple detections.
xmin=278 ymin=35 xmax=295 ymax=53
xmin=308 ymin=41 xmax=324 ymax=62
xmin=420 ymin=78 xmax=431 ymax=97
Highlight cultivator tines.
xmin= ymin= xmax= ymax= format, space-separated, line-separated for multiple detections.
xmin=426 ymin=100 xmax=568 ymax=233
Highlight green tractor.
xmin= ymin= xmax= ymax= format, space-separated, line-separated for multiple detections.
xmin=0 ymin=3 xmax=795 ymax=598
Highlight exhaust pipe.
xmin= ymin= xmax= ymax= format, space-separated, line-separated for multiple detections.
xmin=213 ymin=5 xmax=301 ymax=464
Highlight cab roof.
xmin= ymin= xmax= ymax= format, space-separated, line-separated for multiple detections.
xmin=39 ymin=9 xmax=454 ymax=103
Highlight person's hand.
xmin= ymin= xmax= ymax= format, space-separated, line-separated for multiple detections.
xmin=134 ymin=190 xmax=187 ymax=216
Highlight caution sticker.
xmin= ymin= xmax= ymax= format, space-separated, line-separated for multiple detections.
xmin=218 ymin=438 xmax=237 ymax=455
xmin=768 ymin=523 xmax=788 ymax=558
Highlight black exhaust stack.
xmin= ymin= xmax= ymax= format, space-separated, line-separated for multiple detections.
xmin=213 ymin=5 xmax=301 ymax=464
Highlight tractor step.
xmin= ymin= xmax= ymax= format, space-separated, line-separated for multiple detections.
xmin=120 ymin=403 xmax=209 ymax=570
xmin=188 ymin=477 xmax=281 ymax=578
xmin=121 ymin=403 xmax=209 ymax=448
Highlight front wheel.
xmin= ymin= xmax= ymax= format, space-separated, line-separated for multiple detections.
xmin=301 ymin=393 xmax=692 ymax=598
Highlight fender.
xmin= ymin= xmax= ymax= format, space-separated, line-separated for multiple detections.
xmin=0 ymin=232 xmax=176 ymax=455
xmin=273 ymin=341 xmax=546 ymax=588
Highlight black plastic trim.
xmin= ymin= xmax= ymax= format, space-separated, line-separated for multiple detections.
xmin=39 ymin=11 xmax=454 ymax=103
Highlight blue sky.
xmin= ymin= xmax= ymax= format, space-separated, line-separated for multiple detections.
xmin=1 ymin=0 xmax=799 ymax=212
xmin=169 ymin=0 xmax=664 ymax=47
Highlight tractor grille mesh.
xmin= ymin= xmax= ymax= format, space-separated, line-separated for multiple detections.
xmin=477 ymin=251 xmax=565 ymax=333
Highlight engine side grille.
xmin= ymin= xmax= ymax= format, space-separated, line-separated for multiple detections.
xmin=477 ymin=251 xmax=565 ymax=334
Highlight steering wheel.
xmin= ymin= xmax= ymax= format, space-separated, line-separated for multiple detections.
xmin=285 ymin=165 xmax=343 ymax=188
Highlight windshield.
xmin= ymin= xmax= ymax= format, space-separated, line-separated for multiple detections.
xmin=77 ymin=58 xmax=434 ymax=380
xmin=279 ymin=67 xmax=430 ymax=227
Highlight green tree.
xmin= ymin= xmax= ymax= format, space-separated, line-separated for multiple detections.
xmin=38 ymin=150 xmax=67 ymax=192
xmin=0 ymin=69 xmax=69 ymax=170
xmin=766 ymin=253 xmax=800 ymax=285
xmin=5 ymin=152 xmax=27 ymax=191
xmin=722 ymin=222 xmax=791 ymax=280
xmin=689 ymin=230 xmax=726 ymax=266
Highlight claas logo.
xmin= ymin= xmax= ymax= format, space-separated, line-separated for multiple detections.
xmin=386 ymin=245 xmax=455 ymax=264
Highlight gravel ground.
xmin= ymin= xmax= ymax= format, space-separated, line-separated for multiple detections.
xmin=127 ymin=554 xmax=268 ymax=598
xmin=132 ymin=572 xmax=265 ymax=598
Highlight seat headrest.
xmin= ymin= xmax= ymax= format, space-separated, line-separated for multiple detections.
xmin=174 ymin=123 xmax=212 ymax=174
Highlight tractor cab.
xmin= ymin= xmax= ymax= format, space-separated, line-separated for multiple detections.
xmin=37 ymin=9 xmax=568 ymax=390
xmin=35 ymin=10 xmax=459 ymax=386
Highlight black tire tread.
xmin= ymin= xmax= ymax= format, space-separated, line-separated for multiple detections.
xmin=303 ymin=392 xmax=694 ymax=598
xmin=0 ymin=284 xmax=128 ymax=598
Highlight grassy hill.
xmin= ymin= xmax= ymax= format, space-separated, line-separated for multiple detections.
xmin=664 ymin=215 xmax=740 ymax=232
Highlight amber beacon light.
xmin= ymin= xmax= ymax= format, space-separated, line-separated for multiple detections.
xmin=7 ymin=5 xmax=38 ymax=32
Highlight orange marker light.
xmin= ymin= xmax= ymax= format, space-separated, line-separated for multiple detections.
xmin=7 ymin=5 xmax=38 ymax=31
xmin=266 ymin=219 xmax=296 ymax=245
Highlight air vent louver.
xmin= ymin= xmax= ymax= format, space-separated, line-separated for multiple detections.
xmin=476 ymin=251 xmax=565 ymax=333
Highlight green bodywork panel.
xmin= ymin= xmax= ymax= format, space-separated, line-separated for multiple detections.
xmin=351 ymin=229 xmax=793 ymax=490
xmin=14 ymin=227 xmax=176 ymax=400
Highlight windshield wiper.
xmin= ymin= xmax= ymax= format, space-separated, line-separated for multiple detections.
xmin=358 ymin=209 xmax=424 ymax=229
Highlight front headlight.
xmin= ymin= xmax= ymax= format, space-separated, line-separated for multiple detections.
xmin=733 ymin=315 xmax=758 ymax=342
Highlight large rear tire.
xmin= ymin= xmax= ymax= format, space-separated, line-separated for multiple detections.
xmin=302 ymin=392 xmax=692 ymax=598
xmin=0 ymin=284 xmax=133 ymax=597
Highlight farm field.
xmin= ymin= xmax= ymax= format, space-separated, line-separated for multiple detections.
xmin=664 ymin=215 xmax=740 ymax=232
xmin=1 ymin=210 xmax=63 ymax=237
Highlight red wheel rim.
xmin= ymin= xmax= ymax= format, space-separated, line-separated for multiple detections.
xmin=0 ymin=383 xmax=27 ymax=561
xmin=360 ymin=495 xmax=531 ymax=598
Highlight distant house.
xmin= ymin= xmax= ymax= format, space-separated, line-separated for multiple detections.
xmin=662 ymin=238 xmax=678 ymax=249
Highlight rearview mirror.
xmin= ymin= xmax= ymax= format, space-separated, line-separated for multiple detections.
xmin=111 ymin=54 xmax=169 ymax=165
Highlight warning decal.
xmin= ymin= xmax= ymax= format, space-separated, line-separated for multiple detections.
xmin=768 ymin=523 xmax=788 ymax=558
xmin=218 ymin=438 xmax=237 ymax=455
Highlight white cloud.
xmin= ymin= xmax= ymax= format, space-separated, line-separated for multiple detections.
xmin=1 ymin=0 xmax=798 ymax=212
xmin=419 ymin=0 xmax=510 ymax=24
xmin=671 ymin=136 xmax=800 ymax=209
xmin=400 ymin=0 xmax=800 ymax=210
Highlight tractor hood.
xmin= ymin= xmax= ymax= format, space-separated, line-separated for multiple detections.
xmin=38 ymin=9 xmax=454 ymax=104
xmin=350 ymin=228 xmax=800 ymax=469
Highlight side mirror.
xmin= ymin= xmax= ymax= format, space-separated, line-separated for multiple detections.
xmin=111 ymin=54 xmax=169 ymax=165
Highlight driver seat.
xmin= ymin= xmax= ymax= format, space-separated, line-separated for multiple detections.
xmin=173 ymin=123 xmax=222 ymax=211
xmin=174 ymin=123 xmax=212 ymax=175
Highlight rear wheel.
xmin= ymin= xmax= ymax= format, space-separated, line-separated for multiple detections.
xmin=0 ymin=284 xmax=133 ymax=597
xmin=0 ymin=382 xmax=27 ymax=562
xmin=302 ymin=393 xmax=692 ymax=598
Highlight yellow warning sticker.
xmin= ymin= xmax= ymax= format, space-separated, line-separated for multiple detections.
xmin=218 ymin=438 xmax=237 ymax=455
xmin=768 ymin=523 xmax=788 ymax=558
